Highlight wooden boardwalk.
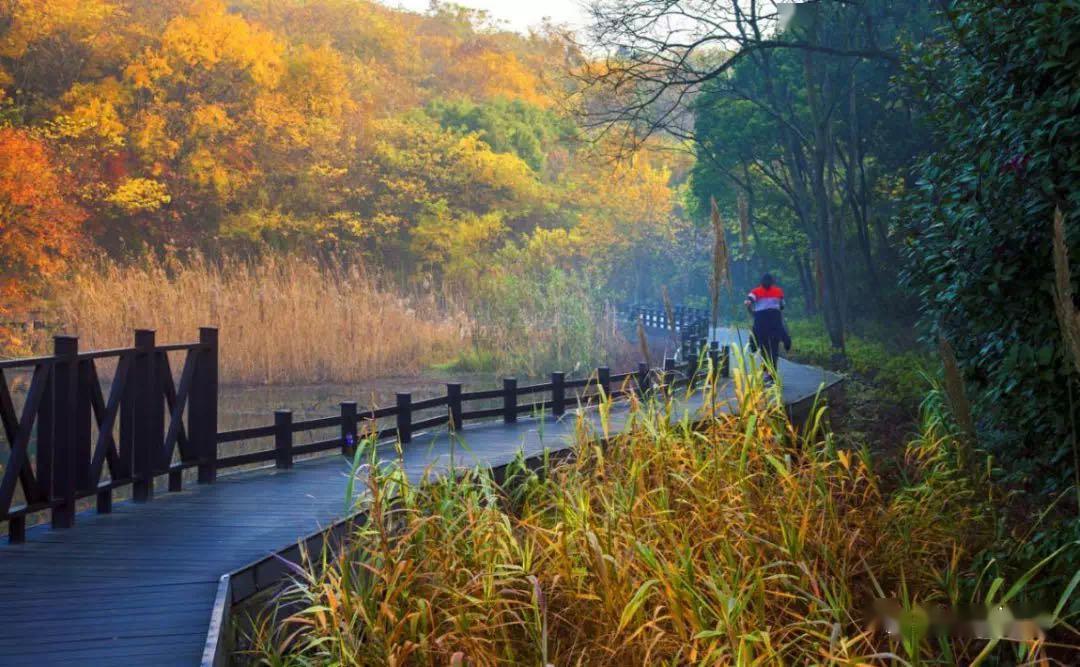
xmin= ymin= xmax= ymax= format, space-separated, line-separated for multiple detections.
xmin=0 ymin=331 xmax=838 ymax=666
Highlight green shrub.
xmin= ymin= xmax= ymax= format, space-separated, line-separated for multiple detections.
xmin=786 ymin=317 xmax=931 ymax=409
xmin=465 ymin=266 xmax=624 ymax=377
xmin=900 ymin=0 xmax=1080 ymax=497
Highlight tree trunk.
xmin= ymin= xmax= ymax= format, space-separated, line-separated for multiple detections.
xmin=803 ymin=49 xmax=846 ymax=351
xmin=797 ymin=254 xmax=817 ymax=315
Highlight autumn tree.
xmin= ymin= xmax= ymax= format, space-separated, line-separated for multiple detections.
xmin=576 ymin=0 xmax=930 ymax=348
xmin=0 ymin=127 xmax=84 ymax=317
xmin=0 ymin=0 xmax=693 ymax=334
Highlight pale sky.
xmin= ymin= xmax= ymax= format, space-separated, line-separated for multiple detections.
xmin=382 ymin=0 xmax=591 ymax=34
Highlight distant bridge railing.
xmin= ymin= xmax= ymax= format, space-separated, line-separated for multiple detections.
xmin=616 ymin=302 xmax=711 ymax=357
xmin=1 ymin=314 xmax=728 ymax=544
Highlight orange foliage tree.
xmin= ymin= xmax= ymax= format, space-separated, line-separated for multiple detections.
xmin=0 ymin=0 xmax=697 ymax=332
xmin=0 ymin=127 xmax=85 ymax=319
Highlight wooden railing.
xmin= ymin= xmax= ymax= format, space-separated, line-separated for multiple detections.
xmin=1 ymin=311 xmax=727 ymax=543
xmin=618 ymin=303 xmax=709 ymax=334
xmin=0 ymin=328 xmax=218 ymax=542
xmin=617 ymin=302 xmax=711 ymax=358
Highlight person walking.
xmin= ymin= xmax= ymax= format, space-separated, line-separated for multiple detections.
xmin=744 ymin=273 xmax=791 ymax=381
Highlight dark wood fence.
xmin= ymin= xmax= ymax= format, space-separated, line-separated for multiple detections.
xmin=1 ymin=308 xmax=726 ymax=544
xmin=0 ymin=328 xmax=218 ymax=543
xmin=616 ymin=302 xmax=711 ymax=358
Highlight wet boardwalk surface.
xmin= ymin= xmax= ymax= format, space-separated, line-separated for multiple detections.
xmin=0 ymin=334 xmax=839 ymax=666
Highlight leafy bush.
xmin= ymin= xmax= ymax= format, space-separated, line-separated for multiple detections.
xmin=900 ymin=0 xmax=1080 ymax=497
xmin=786 ymin=317 xmax=931 ymax=410
xmin=466 ymin=266 xmax=624 ymax=377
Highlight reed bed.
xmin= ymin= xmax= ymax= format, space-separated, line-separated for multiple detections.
xmin=50 ymin=254 xmax=471 ymax=385
xmin=239 ymin=369 xmax=1068 ymax=665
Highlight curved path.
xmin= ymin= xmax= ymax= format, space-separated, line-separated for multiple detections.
xmin=0 ymin=330 xmax=839 ymax=666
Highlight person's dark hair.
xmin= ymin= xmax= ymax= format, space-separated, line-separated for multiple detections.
xmin=760 ymin=273 xmax=774 ymax=288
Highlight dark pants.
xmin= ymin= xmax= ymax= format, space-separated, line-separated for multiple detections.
xmin=757 ymin=335 xmax=781 ymax=370
xmin=751 ymin=309 xmax=788 ymax=374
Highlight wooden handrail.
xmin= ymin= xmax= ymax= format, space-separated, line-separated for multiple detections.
xmin=1 ymin=328 xmax=220 ymax=541
xmin=0 ymin=303 xmax=725 ymax=544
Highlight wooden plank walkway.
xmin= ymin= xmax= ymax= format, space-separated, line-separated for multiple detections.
xmin=0 ymin=334 xmax=838 ymax=666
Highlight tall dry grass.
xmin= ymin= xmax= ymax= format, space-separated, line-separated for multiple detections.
xmin=239 ymin=369 xmax=1074 ymax=666
xmin=52 ymin=253 xmax=470 ymax=385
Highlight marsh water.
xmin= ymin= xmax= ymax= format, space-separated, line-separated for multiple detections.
xmin=217 ymin=371 xmax=505 ymax=432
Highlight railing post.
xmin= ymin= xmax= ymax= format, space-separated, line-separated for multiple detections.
xmin=447 ymin=383 xmax=463 ymax=431
xmin=503 ymin=377 xmax=517 ymax=424
xmin=597 ymin=367 xmax=610 ymax=399
xmin=36 ymin=358 xmax=55 ymax=526
xmin=686 ymin=351 xmax=699 ymax=388
xmin=132 ymin=329 xmax=157 ymax=503
xmin=168 ymin=468 xmax=183 ymax=493
xmin=396 ymin=392 xmax=412 ymax=444
xmin=75 ymin=357 xmax=92 ymax=496
xmin=721 ymin=344 xmax=731 ymax=378
xmin=636 ymin=362 xmax=650 ymax=397
xmin=275 ymin=410 xmax=293 ymax=469
xmin=196 ymin=327 xmax=219 ymax=484
xmin=709 ymin=341 xmax=721 ymax=381
xmin=341 ymin=401 xmax=358 ymax=456
xmin=8 ymin=515 xmax=25 ymax=544
xmin=51 ymin=335 xmax=78 ymax=529
xmin=551 ymin=372 xmax=565 ymax=417
xmin=96 ymin=487 xmax=112 ymax=515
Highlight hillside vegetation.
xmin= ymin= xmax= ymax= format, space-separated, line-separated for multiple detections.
xmin=0 ymin=0 xmax=698 ymax=369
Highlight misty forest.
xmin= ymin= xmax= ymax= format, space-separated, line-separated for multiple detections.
xmin=1 ymin=0 xmax=1079 ymax=664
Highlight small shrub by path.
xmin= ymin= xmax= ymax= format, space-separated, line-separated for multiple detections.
xmin=785 ymin=317 xmax=931 ymax=412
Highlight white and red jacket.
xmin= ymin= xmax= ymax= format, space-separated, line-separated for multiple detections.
xmin=746 ymin=285 xmax=785 ymax=312
xmin=746 ymin=285 xmax=790 ymax=346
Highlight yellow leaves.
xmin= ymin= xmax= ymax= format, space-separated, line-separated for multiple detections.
xmin=454 ymin=134 xmax=541 ymax=203
xmin=252 ymin=92 xmax=309 ymax=148
xmin=411 ymin=209 xmax=510 ymax=276
xmin=0 ymin=0 xmax=690 ymax=284
xmin=131 ymin=112 xmax=179 ymax=165
xmin=188 ymin=104 xmax=234 ymax=139
xmin=0 ymin=0 xmax=119 ymax=59
xmin=524 ymin=228 xmax=584 ymax=262
xmin=106 ymin=178 xmax=170 ymax=213
xmin=124 ymin=49 xmax=173 ymax=92
xmin=837 ymin=449 xmax=852 ymax=471
xmin=284 ymin=44 xmax=355 ymax=120
xmin=446 ymin=50 xmax=550 ymax=107
xmin=184 ymin=146 xmax=251 ymax=199
xmin=159 ymin=0 xmax=284 ymax=88
xmin=55 ymin=78 xmax=130 ymax=149
xmin=219 ymin=208 xmax=291 ymax=241
xmin=572 ymin=146 xmax=681 ymax=260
